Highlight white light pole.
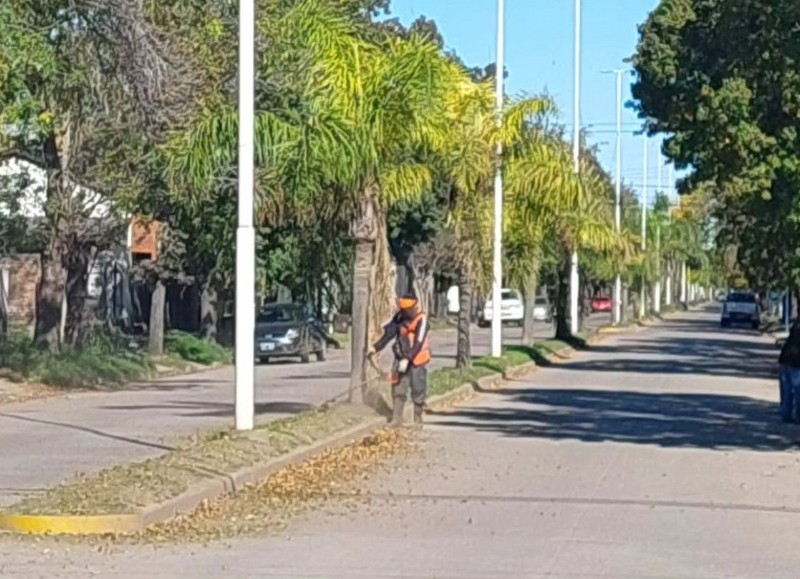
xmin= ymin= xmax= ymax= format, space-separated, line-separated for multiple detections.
xmin=235 ymin=0 xmax=256 ymax=431
xmin=639 ymin=135 xmax=648 ymax=319
xmin=653 ymin=151 xmax=663 ymax=314
xmin=603 ymin=68 xmax=625 ymax=325
xmin=490 ymin=0 xmax=505 ymax=358
xmin=680 ymin=260 xmax=688 ymax=304
xmin=569 ymin=0 xmax=581 ymax=336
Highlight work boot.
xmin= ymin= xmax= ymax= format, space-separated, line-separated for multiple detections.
xmin=412 ymin=403 xmax=424 ymax=428
xmin=391 ymin=398 xmax=405 ymax=426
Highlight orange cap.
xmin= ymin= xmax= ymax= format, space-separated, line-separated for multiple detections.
xmin=397 ymin=297 xmax=418 ymax=310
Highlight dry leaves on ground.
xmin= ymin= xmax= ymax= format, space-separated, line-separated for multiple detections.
xmin=140 ymin=427 xmax=416 ymax=544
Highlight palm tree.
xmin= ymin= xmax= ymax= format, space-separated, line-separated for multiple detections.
xmin=167 ymin=0 xmax=460 ymax=406
xmin=440 ymin=85 xmax=553 ymax=366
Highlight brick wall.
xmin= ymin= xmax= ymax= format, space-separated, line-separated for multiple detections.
xmin=0 ymin=254 xmax=41 ymax=330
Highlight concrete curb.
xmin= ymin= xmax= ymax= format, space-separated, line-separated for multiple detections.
xmin=0 ymin=330 xmax=613 ymax=536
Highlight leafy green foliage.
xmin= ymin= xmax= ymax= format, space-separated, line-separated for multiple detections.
xmin=0 ymin=332 xmax=153 ymax=389
xmin=165 ymin=331 xmax=231 ymax=365
xmin=631 ymin=0 xmax=800 ymax=288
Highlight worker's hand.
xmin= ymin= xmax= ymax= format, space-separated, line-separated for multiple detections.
xmin=397 ymin=359 xmax=409 ymax=374
xmin=367 ymin=346 xmax=377 ymax=358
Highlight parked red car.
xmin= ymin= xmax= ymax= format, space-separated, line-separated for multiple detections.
xmin=591 ymin=295 xmax=613 ymax=313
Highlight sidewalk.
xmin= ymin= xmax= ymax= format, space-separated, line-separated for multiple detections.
xmin=0 ymin=316 xmax=607 ymax=507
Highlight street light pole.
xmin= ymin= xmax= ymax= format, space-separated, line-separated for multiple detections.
xmin=235 ymin=0 xmax=256 ymax=431
xmin=603 ymin=68 xmax=625 ymax=325
xmin=490 ymin=0 xmax=505 ymax=358
xmin=639 ymin=135 xmax=648 ymax=319
xmin=570 ymin=0 xmax=581 ymax=336
xmin=654 ymin=152 xmax=663 ymax=314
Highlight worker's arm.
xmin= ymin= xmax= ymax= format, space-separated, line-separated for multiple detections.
xmin=406 ymin=313 xmax=429 ymax=361
xmin=372 ymin=315 xmax=399 ymax=353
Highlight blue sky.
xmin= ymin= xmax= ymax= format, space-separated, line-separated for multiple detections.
xmin=389 ymin=0 xmax=676 ymax=204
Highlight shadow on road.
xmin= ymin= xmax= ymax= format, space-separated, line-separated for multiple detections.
xmin=555 ymin=333 xmax=777 ymax=380
xmin=99 ymin=400 xmax=315 ymax=418
xmin=0 ymin=412 xmax=177 ymax=451
xmin=431 ymin=388 xmax=798 ymax=452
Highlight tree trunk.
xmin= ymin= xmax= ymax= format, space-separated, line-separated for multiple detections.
xmin=555 ymin=259 xmax=571 ymax=341
xmin=522 ymin=272 xmax=538 ymax=346
xmin=456 ymin=265 xmax=472 ymax=369
xmin=620 ymin=284 xmax=627 ymax=323
xmin=402 ymin=251 xmax=416 ymax=296
xmin=349 ymin=185 xmax=397 ymax=409
xmin=64 ymin=245 xmax=96 ymax=348
xmin=200 ymin=281 xmax=220 ymax=341
xmin=149 ymin=279 xmax=166 ymax=356
xmin=366 ymin=207 xmax=396 ymax=403
xmin=0 ymin=265 xmax=8 ymax=340
xmin=34 ymin=243 xmax=68 ymax=353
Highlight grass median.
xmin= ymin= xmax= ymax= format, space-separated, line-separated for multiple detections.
xmin=0 ymin=330 xmax=230 ymax=393
xmin=429 ymin=336 xmax=586 ymax=396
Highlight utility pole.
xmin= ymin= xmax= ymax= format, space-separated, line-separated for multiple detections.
xmin=603 ymin=68 xmax=625 ymax=325
xmin=639 ymin=135 xmax=648 ymax=319
xmin=570 ymin=0 xmax=581 ymax=336
xmin=490 ymin=0 xmax=505 ymax=358
xmin=235 ymin=0 xmax=256 ymax=430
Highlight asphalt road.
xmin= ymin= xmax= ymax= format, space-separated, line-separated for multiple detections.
xmin=3 ymin=306 xmax=797 ymax=578
xmin=0 ymin=316 xmax=606 ymax=508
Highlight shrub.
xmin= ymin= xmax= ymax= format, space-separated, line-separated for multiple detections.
xmin=165 ymin=331 xmax=231 ymax=365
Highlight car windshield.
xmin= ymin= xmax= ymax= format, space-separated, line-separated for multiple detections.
xmin=535 ymin=298 xmax=548 ymax=305
xmin=257 ymin=306 xmax=304 ymax=323
xmin=727 ymin=293 xmax=755 ymax=303
xmin=501 ymin=291 xmax=520 ymax=301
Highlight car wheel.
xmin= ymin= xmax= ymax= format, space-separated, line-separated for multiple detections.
xmin=720 ymin=320 xmax=729 ymax=328
xmin=316 ymin=341 xmax=327 ymax=362
xmin=258 ymin=357 xmax=269 ymax=365
xmin=752 ymin=321 xmax=760 ymax=331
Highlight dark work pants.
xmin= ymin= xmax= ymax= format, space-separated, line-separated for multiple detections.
xmin=393 ymin=365 xmax=428 ymax=406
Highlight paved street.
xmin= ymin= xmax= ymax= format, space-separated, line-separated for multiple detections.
xmin=3 ymin=306 xmax=798 ymax=577
xmin=0 ymin=316 xmax=606 ymax=508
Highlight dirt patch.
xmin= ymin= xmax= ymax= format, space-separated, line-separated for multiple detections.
xmin=0 ymin=378 xmax=64 ymax=406
xmin=4 ymin=403 xmax=378 ymax=517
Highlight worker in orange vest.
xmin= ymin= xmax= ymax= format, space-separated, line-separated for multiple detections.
xmin=368 ymin=294 xmax=431 ymax=426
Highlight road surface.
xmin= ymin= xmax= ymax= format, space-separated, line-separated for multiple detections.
xmin=3 ymin=306 xmax=798 ymax=577
xmin=0 ymin=316 xmax=606 ymax=508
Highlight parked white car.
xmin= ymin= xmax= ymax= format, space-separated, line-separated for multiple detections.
xmin=479 ymin=289 xmax=524 ymax=327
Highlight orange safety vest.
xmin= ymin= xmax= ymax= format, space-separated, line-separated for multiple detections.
xmin=399 ymin=312 xmax=431 ymax=366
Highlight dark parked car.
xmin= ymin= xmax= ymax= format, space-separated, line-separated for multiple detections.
xmin=255 ymin=304 xmax=326 ymax=364
xmin=720 ymin=291 xmax=760 ymax=330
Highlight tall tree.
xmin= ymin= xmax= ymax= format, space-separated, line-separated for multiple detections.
xmin=0 ymin=0 xmax=200 ymax=351
xmin=631 ymin=0 xmax=800 ymax=290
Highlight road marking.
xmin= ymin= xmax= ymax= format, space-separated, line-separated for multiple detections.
xmin=339 ymin=492 xmax=800 ymax=516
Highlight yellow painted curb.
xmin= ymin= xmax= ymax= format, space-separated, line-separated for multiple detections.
xmin=597 ymin=326 xmax=626 ymax=334
xmin=0 ymin=513 xmax=140 ymax=535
